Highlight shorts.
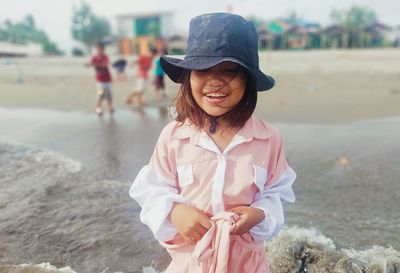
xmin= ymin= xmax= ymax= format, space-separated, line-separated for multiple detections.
xmin=134 ymin=77 xmax=148 ymax=93
xmin=96 ymin=82 xmax=112 ymax=102
xmin=154 ymin=75 xmax=165 ymax=90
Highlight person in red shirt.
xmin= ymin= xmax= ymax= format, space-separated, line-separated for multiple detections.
xmin=125 ymin=51 xmax=153 ymax=107
xmin=85 ymin=42 xmax=114 ymax=116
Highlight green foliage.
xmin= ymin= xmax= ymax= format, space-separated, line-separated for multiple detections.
xmin=285 ymin=11 xmax=302 ymax=25
xmin=71 ymin=1 xmax=111 ymax=51
xmin=0 ymin=15 xmax=63 ymax=55
xmin=330 ymin=5 xmax=378 ymax=30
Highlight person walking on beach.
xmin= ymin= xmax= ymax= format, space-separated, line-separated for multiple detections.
xmin=151 ymin=48 xmax=167 ymax=98
xmin=129 ymin=13 xmax=296 ymax=273
xmin=112 ymin=57 xmax=128 ymax=81
xmin=85 ymin=42 xmax=114 ymax=116
xmin=125 ymin=51 xmax=153 ymax=107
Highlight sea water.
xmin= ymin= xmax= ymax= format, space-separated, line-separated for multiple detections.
xmin=0 ymin=108 xmax=399 ymax=272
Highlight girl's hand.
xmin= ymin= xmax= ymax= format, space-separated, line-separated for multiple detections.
xmin=169 ymin=203 xmax=212 ymax=243
xmin=230 ymin=206 xmax=265 ymax=235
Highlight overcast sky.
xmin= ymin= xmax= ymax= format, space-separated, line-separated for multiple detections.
xmin=1 ymin=0 xmax=399 ymax=53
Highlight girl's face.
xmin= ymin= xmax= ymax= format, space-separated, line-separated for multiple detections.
xmin=190 ymin=62 xmax=246 ymax=117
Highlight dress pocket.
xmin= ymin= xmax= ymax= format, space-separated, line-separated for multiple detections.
xmin=177 ymin=164 xmax=194 ymax=187
xmin=253 ymin=165 xmax=268 ymax=194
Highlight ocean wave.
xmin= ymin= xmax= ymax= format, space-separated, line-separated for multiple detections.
xmin=33 ymin=151 xmax=82 ymax=174
xmin=0 ymin=139 xmax=82 ymax=175
xmin=266 ymin=226 xmax=400 ymax=273
xmin=0 ymin=262 xmax=77 ymax=273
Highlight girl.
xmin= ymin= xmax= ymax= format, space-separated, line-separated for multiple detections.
xmin=130 ymin=13 xmax=296 ymax=273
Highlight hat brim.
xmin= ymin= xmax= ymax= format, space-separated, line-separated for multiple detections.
xmin=160 ymin=56 xmax=274 ymax=92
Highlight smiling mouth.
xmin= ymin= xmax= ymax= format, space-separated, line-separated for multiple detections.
xmin=205 ymin=92 xmax=228 ymax=98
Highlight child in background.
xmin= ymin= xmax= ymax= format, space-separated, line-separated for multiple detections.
xmin=129 ymin=13 xmax=296 ymax=273
xmin=125 ymin=52 xmax=153 ymax=107
xmin=112 ymin=57 xmax=128 ymax=81
xmin=152 ymin=48 xmax=167 ymax=98
xmin=85 ymin=42 xmax=114 ymax=116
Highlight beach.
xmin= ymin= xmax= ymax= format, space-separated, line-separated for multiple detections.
xmin=1 ymin=49 xmax=400 ymax=123
xmin=0 ymin=49 xmax=399 ymax=273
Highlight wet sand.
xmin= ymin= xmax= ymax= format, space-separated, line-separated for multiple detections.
xmin=0 ymin=49 xmax=400 ymax=272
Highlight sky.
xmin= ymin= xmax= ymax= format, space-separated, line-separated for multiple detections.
xmin=1 ymin=0 xmax=399 ymax=53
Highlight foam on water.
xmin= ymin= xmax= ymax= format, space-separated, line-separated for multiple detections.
xmin=266 ymin=226 xmax=400 ymax=273
xmin=33 ymin=151 xmax=82 ymax=174
xmin=0 ymin=262 xmax=77 ymax=273
xmin=0 ymin=138 xmax=82 ymax=175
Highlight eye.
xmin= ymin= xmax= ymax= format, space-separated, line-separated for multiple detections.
xmin=222 ymin=68 xmax=241 ymax=74
xmin=196 ymin=68 xmax=210 ymax=73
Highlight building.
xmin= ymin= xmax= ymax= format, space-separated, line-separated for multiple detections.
xmin=363 ymin=22 xmax=392 ymax=47
xmin=116 ymin=11 xmax=174 ymax=55
xmin=393 ymin=25 xmax=400 ymax=47
xmin=258 ymin=19 xmax=321 ymax=50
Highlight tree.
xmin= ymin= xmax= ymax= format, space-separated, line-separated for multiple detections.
xmin=330 ymin=5 xmax=378 ymax=30
xmin=284 ymin=11 xmax=302 ymax=25
xmin=71 ymin=1 xmax=111 ymax=52
xmin=0 ymin=15 xmax=63 ymax=55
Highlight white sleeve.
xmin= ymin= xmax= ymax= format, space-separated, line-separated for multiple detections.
xmin=129 ymin=123 xmax=187 ymax=242
xmin=249 ymin=167 xmax=296 ymax=241
xmin=129 ymin=165 xmax=187 ymax=242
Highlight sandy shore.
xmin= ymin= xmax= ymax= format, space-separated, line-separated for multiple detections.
xmin=1 ymin=48 xmax=400 ymax=123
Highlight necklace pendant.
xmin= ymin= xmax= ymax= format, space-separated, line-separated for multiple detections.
xmin=210 ymin=123 xmax=216 ymax=134
xmin=209 ymin=116 xmax=218 ymax=134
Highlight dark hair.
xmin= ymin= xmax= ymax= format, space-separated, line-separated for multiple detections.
xmin=150 ymin=47 xmax=158 ymax=55
xmin=174 ymin=69 xmax=257 ymax=130
xmin=96 ymin=41 xmax=105 ymax=49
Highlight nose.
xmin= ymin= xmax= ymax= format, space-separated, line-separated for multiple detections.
xmin=207 ymin=68 xmax=225 ymax=86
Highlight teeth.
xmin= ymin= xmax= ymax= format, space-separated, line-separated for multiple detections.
xmin=206 ymin=93 xmax=227 ymax=98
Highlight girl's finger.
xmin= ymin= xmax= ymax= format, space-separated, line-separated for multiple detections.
xmin=198 ymin=216 xmax=212 ymax=230
xmin=231 ymin=217 xmax=247 ymax=235
xmin=194 ymin=222 xmax=209 ymax=236
xmin=230 ymin=224 xmax=237 ymax=234
xmin=189 ymin=230 xmax=203 ymax=242
xmin=182 ymin=234 xmax=194 ymax=243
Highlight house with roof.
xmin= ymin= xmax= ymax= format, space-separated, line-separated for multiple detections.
xmin=115 ymin=11 xmax=176 ymax=55
xmin=393 ymin=25 xmax=400 ymax=47
xmin=319 ymin=21 xmax=393 ymax=49
xmin=320 ymin=25 xmax=348 ymax=48
xmin=257 ymin=19 xmax=321 ymax=50
xmin=284 ymin=20 xmax=321 ymax=49
xmin=362 ymin=22 xmax=392 ymax=47
xmin=257 ymin=20 xmax=290 ymax=50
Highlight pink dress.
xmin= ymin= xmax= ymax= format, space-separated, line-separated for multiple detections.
xmin=130 ymin=116 xmax=296 ymax=272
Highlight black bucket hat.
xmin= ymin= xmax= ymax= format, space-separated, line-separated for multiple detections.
xmin=160 ymin=12 xmax=274 ymax=92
